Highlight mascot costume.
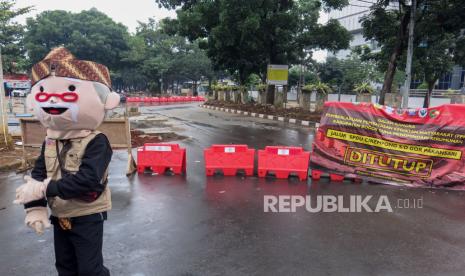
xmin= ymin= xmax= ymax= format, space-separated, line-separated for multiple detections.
xmin=14 ymin=47 xmax=120 ymax=276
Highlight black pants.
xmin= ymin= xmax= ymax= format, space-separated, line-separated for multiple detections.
xmin=52 ymin=214 xmax=110 ymax=276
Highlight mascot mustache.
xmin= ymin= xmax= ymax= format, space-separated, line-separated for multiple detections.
xmin=35 ymin=102 xmax=80 ymax=123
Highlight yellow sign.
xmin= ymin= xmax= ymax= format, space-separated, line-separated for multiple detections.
xmin=344 ymin=147 xmax=433 ymax=178
xmin=326 ymin=129 xmax=462 ymax=160
xmin=267 ymin=64 xmax=288 ymax=85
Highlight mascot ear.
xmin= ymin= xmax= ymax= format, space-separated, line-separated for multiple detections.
xmin=26 ymin=93 xmax=35 ymax=113
xmin=104 ymin=92 xmax=120 ymax=110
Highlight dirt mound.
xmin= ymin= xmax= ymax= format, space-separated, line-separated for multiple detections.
xmin=131 ymin=130 xmax=187 ymax=147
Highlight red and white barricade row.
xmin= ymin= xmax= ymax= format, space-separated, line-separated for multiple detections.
xmin=127 ymin=96 xmax=205 ymax=103
xmin=137 ymin=143 xmax=311 ymax=181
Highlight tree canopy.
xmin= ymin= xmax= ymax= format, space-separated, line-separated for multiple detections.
xmin=24 ymin=8 xmax=131 ymax=69
xmin=0 ymin=0 xmax=31 ymax=73
xmin=360 ymin=0 xmax=465 ymax=105
xmin=120 ymin=18 xmax=214 ymax=93
xmin=21 ymin=8 xmax=215 ymax=93
xmin=156 ymin=0 xmax=352 ymax=84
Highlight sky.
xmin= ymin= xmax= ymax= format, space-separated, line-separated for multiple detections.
xmin=14 ymin=0 xmax=176 ymax=33
xmin=13 ymin=0 xmax=328 ymax=61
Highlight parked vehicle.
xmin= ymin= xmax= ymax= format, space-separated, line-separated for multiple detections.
xmin=11 ymin=89 xmax=28 ymax=97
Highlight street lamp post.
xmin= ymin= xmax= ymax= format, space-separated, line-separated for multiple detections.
xmin=401 ymin=0 xmax=417 ymax=109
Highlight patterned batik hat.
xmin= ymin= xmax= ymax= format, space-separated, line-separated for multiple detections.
xmin=31 ymin=47 xmax=111 ymax=88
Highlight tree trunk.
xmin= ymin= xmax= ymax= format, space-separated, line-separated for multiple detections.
xmin=193 ymin=81 xmax=198 ymax=96
xmin=423 ymin=80 xmax=435 ymax=108
xmin=266 ymin=84 xmax=275 ymax=104
xmin=379 ymin=10 xmax=410 ymax=105
xmin=208 ymin=79 xmax=212 ymax=97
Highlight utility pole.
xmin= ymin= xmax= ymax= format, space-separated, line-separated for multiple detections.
xmin=0 ymin=47 xmax=11 ymax=148
xmin=401 ymin=0 xmax=417 ymax=109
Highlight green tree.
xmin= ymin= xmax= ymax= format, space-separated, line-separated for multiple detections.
xmin=24 ymin=8 xmax=130 ymax=69
xmin=122 ymin=18 xmax=214 ymax=94
xmin=411 ymin=1 xmax=465 ymax=107
xmin=288 ymin=66 xmax=317 ymax=88
xmin=361 ymin=0 xmax=416 ymax=104
xmin=0 ymin=0 xmax=31 ymax=73
xmin=360 ymin=0 xmax=465 ymax=106
xmin=319 ymin=50 xmax=382 ymax=93
xmin=155 ymin=0 xmax=351 ymax=91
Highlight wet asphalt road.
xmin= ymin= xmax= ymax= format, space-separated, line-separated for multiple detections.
xmin=2 ymin=103 xmax=465 ymax=276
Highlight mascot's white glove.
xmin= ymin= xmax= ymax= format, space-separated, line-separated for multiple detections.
xmin=25 ymin=207 xmax=51 ymax=235
xmin=13 ymin=176 xmax=51 ymax=204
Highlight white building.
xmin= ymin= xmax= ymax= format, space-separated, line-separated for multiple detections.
xmin=327 ymin=1 xmax=464 ymax=90
xmin=327 ymin=2 xmax=379 ymax=59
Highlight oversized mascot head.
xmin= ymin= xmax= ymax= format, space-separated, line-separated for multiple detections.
xmin=27 ymin=47 xmax=120 ymax=139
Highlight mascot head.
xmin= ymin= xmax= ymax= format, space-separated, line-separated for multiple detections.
xmin=27 ymin=47 xmax=120 ymax=139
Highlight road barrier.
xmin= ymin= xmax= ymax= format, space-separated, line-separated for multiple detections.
xmin=126 ymin=96 xmax=205 ymax=103
xmin=204 ymin=144 xmax=255 ymax=176
xmin=137 ymin=143 xmax=186 ymax=175
xmin=20 ymin=118 xmax=137 ymax=175
xmin=258 ymin=146 xmax=310 ymax=181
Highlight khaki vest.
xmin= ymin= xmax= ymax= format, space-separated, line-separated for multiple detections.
xmin=44 ymin=131 xmax=111 ymax=218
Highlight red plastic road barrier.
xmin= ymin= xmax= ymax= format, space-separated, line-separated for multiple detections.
xmin=151 ymin=97 xmax=159 ymax=102
xmin=204 ymin=144 xmax=255 ymax=176
xmin=258 ymin=146 xmax=310 ymax=181
xmin=143 ymin=97 xmax=151 ymax=103
xmin=137 ymin=143 xmax=186 ymax=175
xmin=159 ymin=97 xmax=167 ymax=102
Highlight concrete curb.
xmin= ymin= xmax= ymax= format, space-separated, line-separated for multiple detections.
xmin=199 ymin=104 xmax=319 ymax=127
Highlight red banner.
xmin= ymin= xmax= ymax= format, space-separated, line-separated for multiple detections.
xmin=310 ymin=102 xmax=465 ymax=189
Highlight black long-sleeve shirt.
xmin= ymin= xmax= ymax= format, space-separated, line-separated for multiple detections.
xmin=25 ymin=133 xmax=112 ymax=209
